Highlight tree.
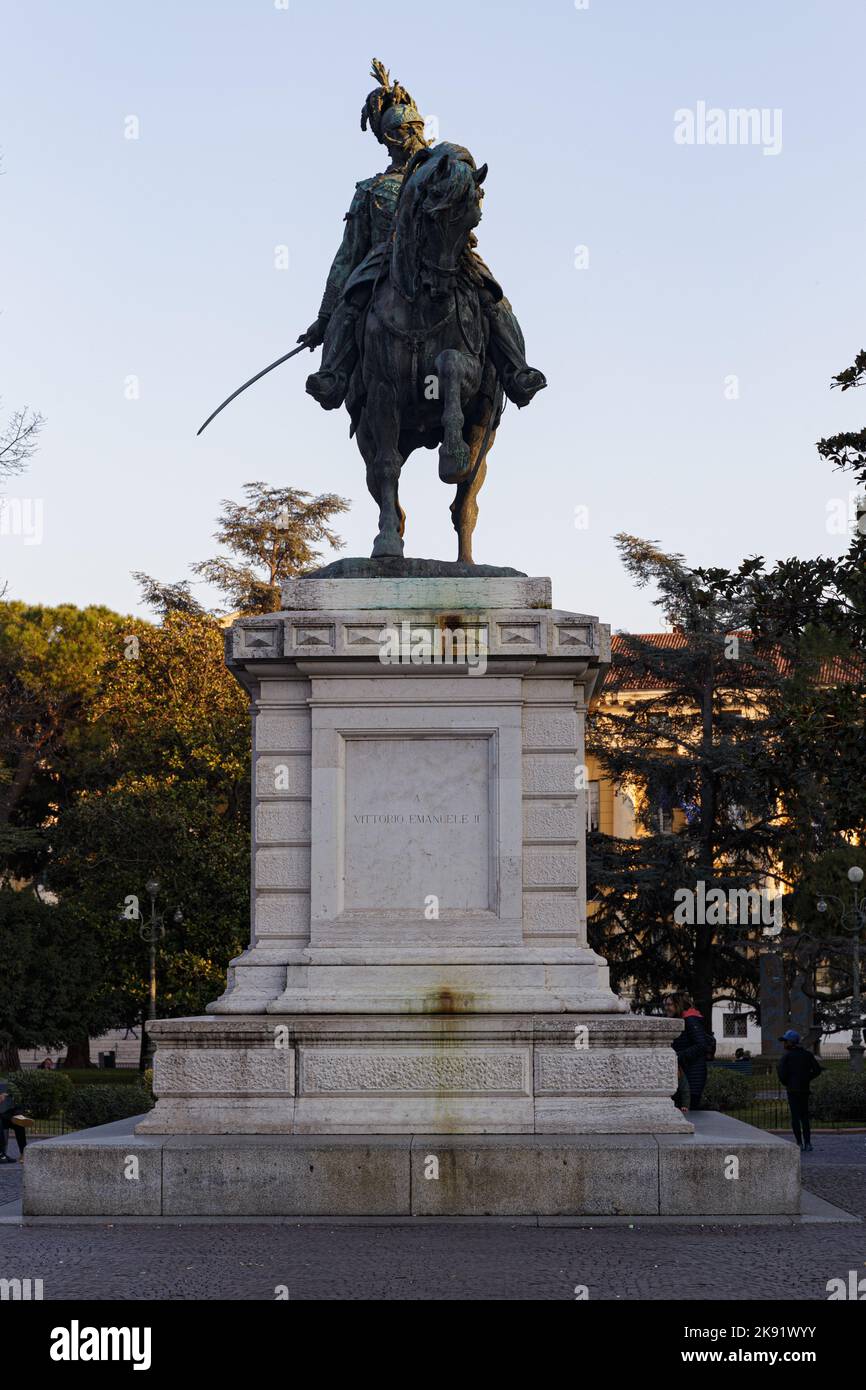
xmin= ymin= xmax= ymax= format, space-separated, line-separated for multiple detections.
xmin=191 ymin=482 xmax=349 ymax=614
xmin=731 ymin=353 xmax=866 ymax=1042
xmin=817 ymin=350 xmax=866 ymax=642
xmin=0 ymin=603 xmax=128 ymax=878
xmin=44 ymin=607 xmax=251 ymax=1064
xmin=0 ymin=403 xmax=44 ymax=596
xmin=588 ymin=536 xmax=785 ymax=1024
xmin=0 ymin=602 xmax=251 ymax=1067
xmin=0 ymin=887 xmax=117 ymax=1072
xmin=0 ymin=404 xmax=43 ymax=483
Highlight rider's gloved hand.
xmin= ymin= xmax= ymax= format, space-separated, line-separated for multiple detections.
xmin=298 ymin=314 xmax=329 ymax=350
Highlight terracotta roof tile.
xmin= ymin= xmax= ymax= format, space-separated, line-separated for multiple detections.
xmin=601 ymin=633 xmax=863 ymax=693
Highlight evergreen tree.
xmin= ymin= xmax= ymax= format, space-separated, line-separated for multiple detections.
xmin=191 ymin=482 xmax=349 ymax=614
xmin=588 ymin=537 xmax=784 ymax=1024
xmin=735 ymin=352 xmax=866 ymax=1043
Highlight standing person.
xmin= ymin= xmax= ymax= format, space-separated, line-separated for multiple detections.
xmin=664 ymin=993 xmax=713 ymax=1111
xmin=673 ymin=1062 xmax=691 ymax=1114
xmin=0 ymin=1079 xmax=33 ymax=1165
xmin=777 ymin=1029 xmax=822 ymax=1152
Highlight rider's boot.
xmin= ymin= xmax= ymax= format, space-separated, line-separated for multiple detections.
xmin=486 ymin=301 xmax=547 ymax=407
xmin=306 ymin=301 xmax=361 ymax=410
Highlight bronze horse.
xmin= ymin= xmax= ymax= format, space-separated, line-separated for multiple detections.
xmin=348 ymin=143 xmax=505 ymax=562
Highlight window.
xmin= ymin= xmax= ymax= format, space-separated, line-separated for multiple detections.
xmin=723 ymin=1014 xmax=749 ymax=1039
xmin=657 ymin=806 xmax=674 ymax=834
xmin=587 ymin=781 xmax=600 ymax=833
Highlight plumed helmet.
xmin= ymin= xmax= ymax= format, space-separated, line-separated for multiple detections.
xmin=361 ymin=58 xmax=429 ymax=149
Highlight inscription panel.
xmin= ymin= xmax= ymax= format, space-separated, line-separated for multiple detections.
xmin=343 ymin=735 xmax=492 ymax=913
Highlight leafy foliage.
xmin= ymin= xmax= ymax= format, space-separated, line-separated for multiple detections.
xmin=63 ymin=1082 xmax=154 ymax=1129
xmin=0 ymin=888 xmax=118 ymax=1062
xmin=701 ymin=1069 xmax=752 ymax=1112
xmin=810 ymin=1070 xmax=866 ymax=1122
xmin=5 ymin=1069 xmax=74 ymax=1119
xmin=588 ymin=536 xmax=783 ymax=1021
xmin=190 ymin=482 xmax=349 ymax=614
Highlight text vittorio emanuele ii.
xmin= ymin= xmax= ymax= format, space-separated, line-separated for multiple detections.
xmin=353 ymin=811 xmax=484 ymax=825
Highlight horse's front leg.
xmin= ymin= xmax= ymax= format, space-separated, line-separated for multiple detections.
xmin=435 ymin=349 xmax=480 ymax=483
xmin=366 ymin=379 xmax=405 ymax=559
xmin=451 ymin=418 xmax=495 ymax=564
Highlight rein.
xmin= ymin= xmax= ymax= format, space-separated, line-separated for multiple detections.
xmin=375 ymin=295 xmax=457 ymax=344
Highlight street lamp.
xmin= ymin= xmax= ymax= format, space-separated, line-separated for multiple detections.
xmin=816 ymin=865 xmax=866 ymax=1072
xmin=122 ymin=881 xmax=183 ymax=1069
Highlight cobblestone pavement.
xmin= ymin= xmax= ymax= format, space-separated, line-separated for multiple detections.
xmin=1 ymin=1134 xmax=864 ymax=1301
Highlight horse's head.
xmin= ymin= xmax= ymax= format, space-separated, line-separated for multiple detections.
xmin=392 ymin=142 xmax=488 ymax=297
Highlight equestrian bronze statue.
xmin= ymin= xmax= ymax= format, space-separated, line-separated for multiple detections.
xmin=200 ymin=60 xmax=545 ymax=564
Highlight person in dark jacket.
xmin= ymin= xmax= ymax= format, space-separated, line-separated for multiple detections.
xmin=777 ymin=1030 xmax=822 ymax=1152
xmin=0 ymin=1079 xmax=32 ymax=1164
xmin=665 ymin=994 xmax=712 ymax=1110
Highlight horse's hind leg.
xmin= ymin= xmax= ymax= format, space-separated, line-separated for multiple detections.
xmin=451 ymin=422 xmax=494 ymax=564
xmin=435 ymin=348 xmax=479 ymax=483
xmin=360 ymin=383 xmax=405 ymax=559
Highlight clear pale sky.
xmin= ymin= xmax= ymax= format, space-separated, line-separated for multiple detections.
xmin=1 ymin=0 xmax=864 ymax=629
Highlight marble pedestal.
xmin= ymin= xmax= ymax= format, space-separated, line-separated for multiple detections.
xmin=137 ymin=575 xmax=690 ymax=1137
xmin=23 ymin=574 xmax=805 ymax=1218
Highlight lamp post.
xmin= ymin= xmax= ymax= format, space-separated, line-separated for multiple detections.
xmin=817 ymin=865 xmax=865 ymax=1072
xmin=123 ymin=880 xmax=182 ymax=1070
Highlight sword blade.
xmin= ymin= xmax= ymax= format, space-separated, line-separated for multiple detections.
xmin=196 ymin=342 xmax=308 ymax=436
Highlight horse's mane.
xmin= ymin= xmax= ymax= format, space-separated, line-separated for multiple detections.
xmin=391 ymin=145 xmax=477 ymax=299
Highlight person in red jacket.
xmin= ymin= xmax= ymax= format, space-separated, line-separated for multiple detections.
xmin=664 ymin=994 xmax=714 ymax=1111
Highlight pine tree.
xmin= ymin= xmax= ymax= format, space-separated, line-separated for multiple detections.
xmin=588 ymin=536 xmax=784 ymax=1025
xmin=191 ymin=482 xmax=350 ymax=614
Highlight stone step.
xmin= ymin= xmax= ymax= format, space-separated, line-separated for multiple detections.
xmin=22 ymin=1113 xmax=801 ymax=1219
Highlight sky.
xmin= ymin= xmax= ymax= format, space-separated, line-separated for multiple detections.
xmin=1 ymin=0 xmax=864 ymax=630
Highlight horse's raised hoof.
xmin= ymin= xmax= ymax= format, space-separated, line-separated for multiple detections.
xmin=371 ymin=532 xmax=405 ymax=559
xmin=439 ymin=444 xmax=472 ymax=484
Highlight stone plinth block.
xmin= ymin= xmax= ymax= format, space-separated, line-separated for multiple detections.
xmin=137 ymin=1014 xmax=691 ymax=1136
xmin=410 ymin=1134 xmax=659 ymax=1217
xmin=135 ymin=1019 xmax=296 ymax=1134
xmin=21 ymin=1119 xmax=164 ymax=1217
xmin=161 ymin=1135 xmax=410 ymax=1217
xmin=657 ymin=1111 xmax=801 ymax=1215
xmin=23 ymin=1114 xmax=802 ymax=1219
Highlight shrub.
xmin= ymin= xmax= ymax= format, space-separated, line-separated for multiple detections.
xmin=701 ymin=1068 xmax=752 ymax=1112
xmin=60 ymin=1068 xmax=146 ymax=1087
xmin=809 ymin=1071 xmax=866 ymax=1123
xmin=63 ymin=1083 xmax=154 ymax=1131
xmin=6 ymin=1070 xmax=74 ymax=1119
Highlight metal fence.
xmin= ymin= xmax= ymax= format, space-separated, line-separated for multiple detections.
xmin=31 ymin=1116 xmax=75 ymax=1138
xmin=706 ymin=1070 xmax=866 ymax=1131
